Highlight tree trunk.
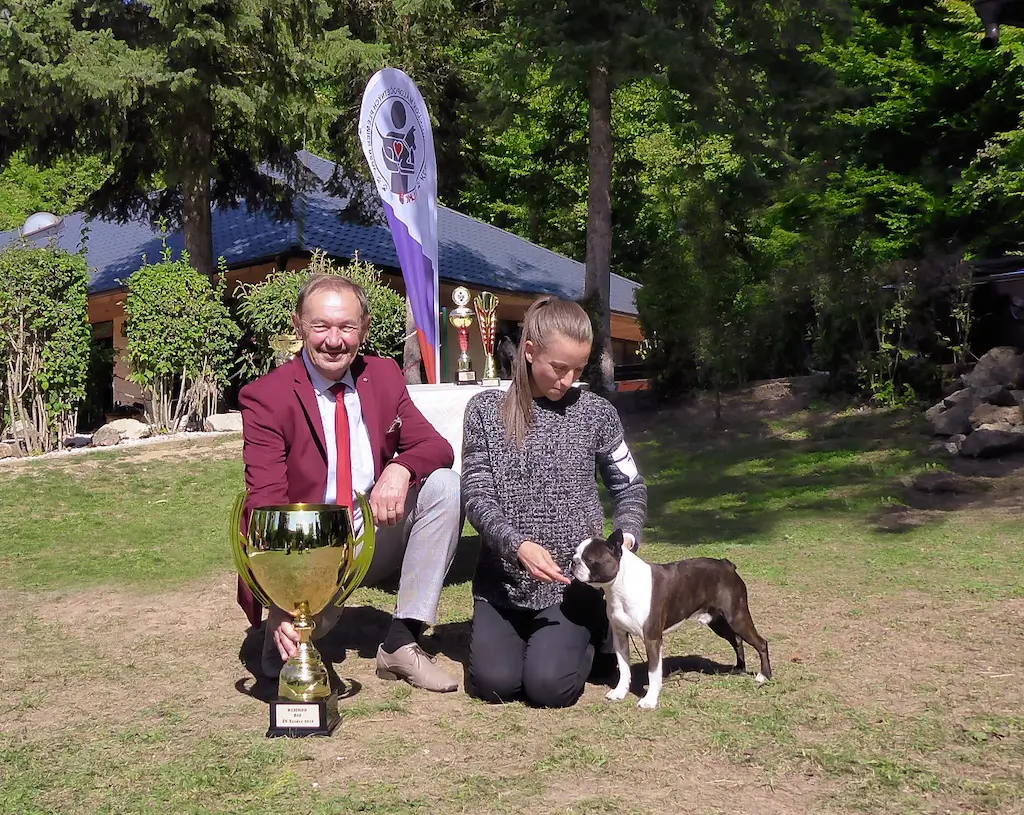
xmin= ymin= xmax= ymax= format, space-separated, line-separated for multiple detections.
xmin=182 ymin=108 xmax=215 ymax=277
xmin=403 ymin=297 xmax=423 ymax=385
xmin=585 ymin=58 xmax=615 ymax=392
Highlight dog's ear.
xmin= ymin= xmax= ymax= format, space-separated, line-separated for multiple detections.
xmin=607 ymin=528 xmax=624 ymax=555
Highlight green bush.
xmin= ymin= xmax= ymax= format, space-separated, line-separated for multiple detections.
xmin=125 ymin=249 xmax=240 ymax=432
xmin=235 ymin=249 xmax=406 ymax=380
xmin=0 ymin=244 xmax=91 ymax=452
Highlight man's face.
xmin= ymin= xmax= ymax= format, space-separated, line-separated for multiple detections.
xmin=292 ymin=288 xmax=371 ymax=381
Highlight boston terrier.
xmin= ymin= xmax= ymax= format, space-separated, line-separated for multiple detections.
xmin=573 ymin=530 xmax=772 ymax=710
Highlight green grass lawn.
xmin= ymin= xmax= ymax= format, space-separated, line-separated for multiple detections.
xmin=1 ymin=402 xmax=1021 ymax=815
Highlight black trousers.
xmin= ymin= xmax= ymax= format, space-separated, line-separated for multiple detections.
xmin=469 ymin=582 xmax=607 ymax=708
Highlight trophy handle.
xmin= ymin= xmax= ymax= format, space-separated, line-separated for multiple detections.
xmin=230 ymin=490 xmax=272 ymax=609
xmin=333 ymin=491 xmax=376 ymax=608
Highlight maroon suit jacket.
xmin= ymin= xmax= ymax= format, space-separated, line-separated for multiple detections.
xmin=235 ymin=353 xmax=454 ymax=624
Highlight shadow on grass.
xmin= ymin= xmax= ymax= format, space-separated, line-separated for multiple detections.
xmin=588 ymin=652 xmax=742 ymax=696
xmin=631 ymin=406 xmax=936 ymax=548
xmin=235 ymin=535 xmax=481 ymax=697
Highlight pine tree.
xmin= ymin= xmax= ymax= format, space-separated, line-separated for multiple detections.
xmin=0 ymin=0 xmax=376 ymax=274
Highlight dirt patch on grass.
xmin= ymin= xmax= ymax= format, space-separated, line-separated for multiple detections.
xmin=4 ymin=565 xmax=1021 ymax=814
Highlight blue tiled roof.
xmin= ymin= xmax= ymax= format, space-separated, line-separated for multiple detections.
xmin=0 ymin=151 xmax=639 ymax=315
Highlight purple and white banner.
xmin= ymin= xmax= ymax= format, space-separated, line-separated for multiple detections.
xmin=359 ymin=68 xmax=440 ymax=383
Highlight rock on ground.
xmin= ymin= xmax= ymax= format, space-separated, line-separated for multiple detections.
xmin=203 ymin=412 xmax=242 ymax=432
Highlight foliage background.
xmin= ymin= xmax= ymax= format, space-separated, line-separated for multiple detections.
xmin=235 ymin=250 xmax=406 ymax=380
xmin=4 ymin=0 xmax=1024 ymax=407
xmin=0 ymin=244 xmax=91 ymax=450
xmin=124 ymin=250 xmax=240 ymax=431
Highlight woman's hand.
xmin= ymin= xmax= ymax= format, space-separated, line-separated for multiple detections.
xmin=517 ymin=540 xmax=571 ymax=584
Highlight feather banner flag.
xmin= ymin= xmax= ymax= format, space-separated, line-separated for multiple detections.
xmin=359 ymin=68 xmax=440 ymax=383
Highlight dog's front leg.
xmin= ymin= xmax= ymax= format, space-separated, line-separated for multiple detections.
xmin=637 ymin=636 xmax=663 ymax=710
xmin=605 ymin=627 xmax=631 ymax=702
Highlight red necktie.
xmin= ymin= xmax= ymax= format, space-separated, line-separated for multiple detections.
xmin=329 ymin=383 xmax=353 ymax=510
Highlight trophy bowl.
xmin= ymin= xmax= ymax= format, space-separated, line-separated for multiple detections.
xmin=230 ymin=493 xmax=375 ymax=735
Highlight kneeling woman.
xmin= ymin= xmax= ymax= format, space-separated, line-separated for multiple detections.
xmin=462 ymin=297 xmax=647 ymax=707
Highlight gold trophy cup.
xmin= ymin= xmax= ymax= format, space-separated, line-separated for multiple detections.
xmin=474 ymin=291 xmax=501 ymax=387
xmin=230 ymin=493 xmax=375 ymax=737
xmin=268 ymin=333 xmax=303 ymax=368
xmin=449 ymin=286 xmax=477 ymax=384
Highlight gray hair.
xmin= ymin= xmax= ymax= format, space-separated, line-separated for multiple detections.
xmin=295 ymin=273 xmax=370 ymax=320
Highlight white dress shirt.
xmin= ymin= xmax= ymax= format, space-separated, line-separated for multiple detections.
xmin=301 ymin=351 xmax=375 ymax=518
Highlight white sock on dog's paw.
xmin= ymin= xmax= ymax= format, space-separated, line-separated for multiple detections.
xmin=606 ymin=687 xmax=628 ymax=702
xmin=755 ymin=672 xmax=768 ymax=686
xmin=637 ymin=695 xmax=659 ymax=710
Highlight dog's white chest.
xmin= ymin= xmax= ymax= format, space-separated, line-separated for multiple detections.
xmin=605 ymin=560 xmax=652 ymax=636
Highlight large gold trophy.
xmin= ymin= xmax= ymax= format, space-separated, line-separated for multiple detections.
xmin=230 ymin=493 xmax=375 ymax=737
xmin=268 ymin=334 xmax=302 ymax=368
xmin=448 ymin=286 xmax=477 ymax=384
xmin=474 ymin=291 xmax=501 ymax=387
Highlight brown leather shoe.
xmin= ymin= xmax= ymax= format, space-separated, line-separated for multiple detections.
xmin=375 ymin=644 xmax=458 ymax=693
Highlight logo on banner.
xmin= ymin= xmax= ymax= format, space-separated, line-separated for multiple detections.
xmin=364 ymin=89 xmax=428 ymax=204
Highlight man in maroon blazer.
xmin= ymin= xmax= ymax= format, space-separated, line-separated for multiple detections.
xmin=238 ymin=273 xmax=461 ymax=693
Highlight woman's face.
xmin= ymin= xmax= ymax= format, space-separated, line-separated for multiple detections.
xmin=525 ymin=334 xmax=591 ymax=400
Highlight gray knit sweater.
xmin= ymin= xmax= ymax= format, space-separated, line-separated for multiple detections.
xmin=463 ymin=388 xmax=647 ymax=610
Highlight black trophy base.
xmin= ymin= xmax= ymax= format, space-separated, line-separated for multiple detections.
xmin=267 ymin=693 xmax=340 ymax=738
xmin=456 ymin=370 xmax=477 ymax=385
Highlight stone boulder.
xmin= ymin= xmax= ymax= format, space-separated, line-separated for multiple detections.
xmin=927 ymin=433 xmax=965 ymax=456
xmin=110 ymin=418 xmax=151 ymax=440
xmin=925 ymin=400 xmax=948 ymax=423
xmin=959 ymin=424 xmax=1024 ymax=458
xmin=942 ymin=387 xmax=977 ymax=409
xmin=0 ymin=442 xmax=18 ymax=459
xmin=91 ymin=425 xmax=122 ymax=447
xmin=91 ymin=418 xmax=151 ymax=447
xmin=929 ymin=399 xmax=974 ymax=436
xmin=972 ymin=384 xmax=1017 ymax=407
xmin=204 ymin=412 xmax=242 ymax=432
xmin=969 ymin=403 xmax=1024 ymax=431
xmin=962 ymin=346 xmax=1024 ymax=390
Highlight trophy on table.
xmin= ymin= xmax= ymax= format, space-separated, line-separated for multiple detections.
xmin=474 ymin=291 xmax=501 ymax=387
xmin=448 ymin=286 xmax=477 ymax=384
xmin=230 ymin=493 xmax=375 ymax=737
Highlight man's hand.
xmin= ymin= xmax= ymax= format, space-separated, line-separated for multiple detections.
xmin=273 ymin=619 xmax=300 ymax=662
xmin=370 ymin=462 xmax=411 ymax=527
xmin=517 ymin=540 xmax=571 ymax=584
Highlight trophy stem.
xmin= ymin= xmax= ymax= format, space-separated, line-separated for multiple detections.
xmin=483 ymin=355 xmax=498 ymax=380
xmin=279 ymin=601 xmax=332 ymax=703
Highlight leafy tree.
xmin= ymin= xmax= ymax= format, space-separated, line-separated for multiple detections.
xmin=492 ymin=0 xmax=696 ymax=389
xmin=631 ymin=0 xmax=1024 ymax=400
xmin=0 ymin=244 xmax=91 ymax=452
xmin=0 ymin=0 xmax=377 ymax=275
xmin=478 ymin=0 xmax=844 ymax=390
xmin=0 ymin=152 xmax=109 ymax=232
xmin=124 ymin=248 xmax=240 ymax=431
xmin=235 ymin=250 xmax=406 ymax=380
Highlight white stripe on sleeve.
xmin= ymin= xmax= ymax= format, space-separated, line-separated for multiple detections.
xmin=610 ymin=440 xmax=639 ymax=482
